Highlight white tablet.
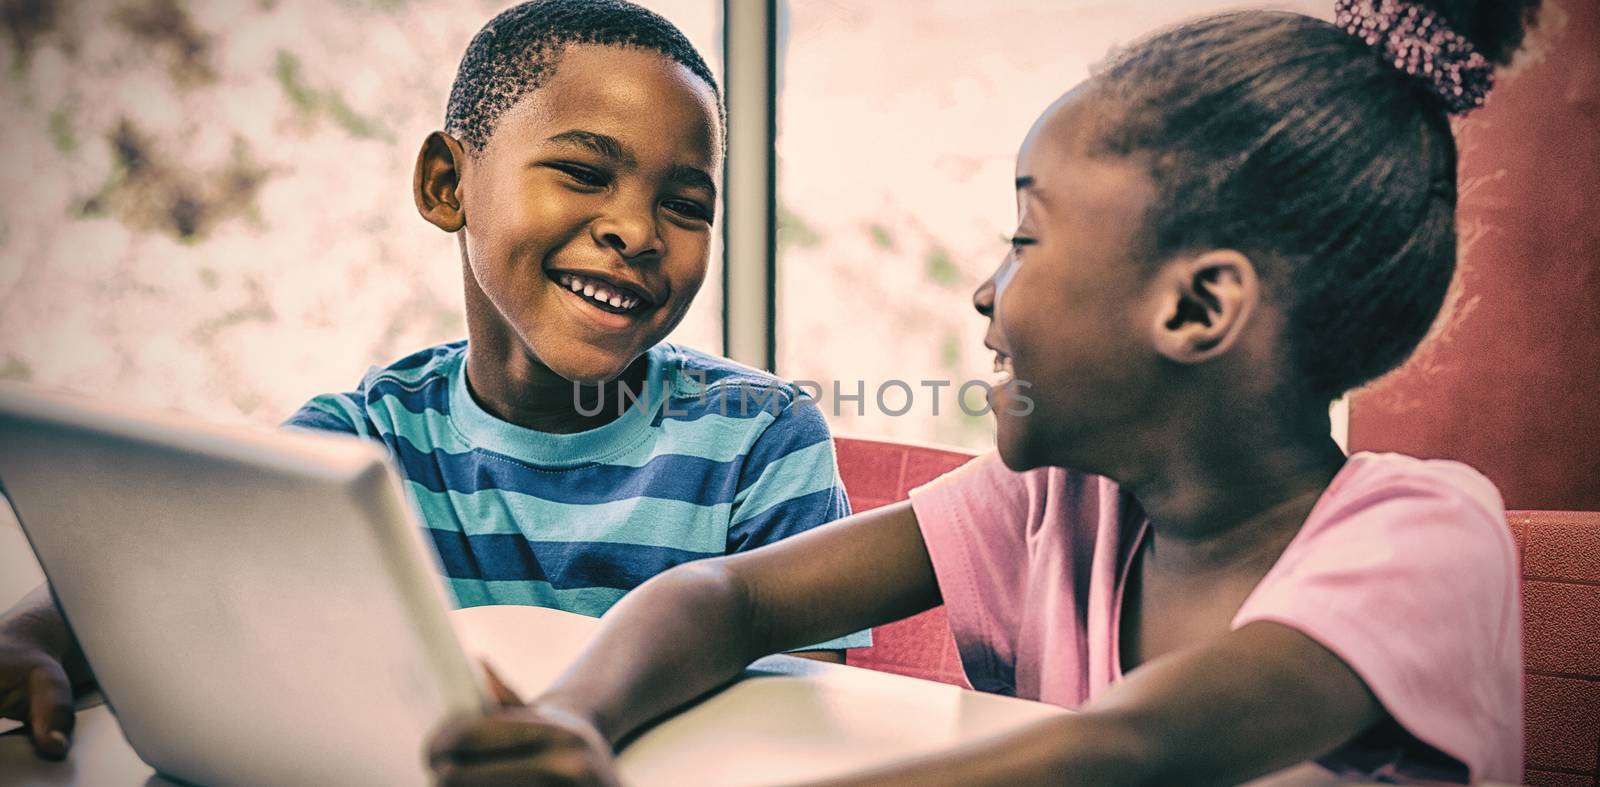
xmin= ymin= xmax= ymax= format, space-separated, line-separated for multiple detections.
xmin=0 ymin=383 xmax=485 ymax=787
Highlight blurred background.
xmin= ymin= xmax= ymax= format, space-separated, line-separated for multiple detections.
xmin=0 ymin=0 xmax=1594 ymax=508
xmin=0 ymin=0 xmax=1320 ymax=451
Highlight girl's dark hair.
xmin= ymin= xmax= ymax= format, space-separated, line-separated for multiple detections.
xmin=1090 ymin=1 xmax=1540 ymax=401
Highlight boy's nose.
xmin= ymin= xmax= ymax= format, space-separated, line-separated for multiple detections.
xmin=592 ymin=210 xmax=664 ymax=259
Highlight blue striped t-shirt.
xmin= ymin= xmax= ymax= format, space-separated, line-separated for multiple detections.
xmin=284 ymin=340 xmax=868 ymax=650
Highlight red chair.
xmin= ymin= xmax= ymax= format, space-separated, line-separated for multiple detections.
xmin=1512 ymin=511 xmax=1600 ymax=786
xmin=836 ymin=436 xmax=973 ymax=687
xmin=834 ymin=439 xmax=1600 ymax=785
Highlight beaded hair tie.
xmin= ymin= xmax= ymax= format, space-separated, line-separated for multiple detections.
xmin=1333 ymin=0 xmax=1495 ymax=115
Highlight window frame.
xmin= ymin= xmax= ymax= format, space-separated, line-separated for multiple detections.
xmin=719 ymin=0 xmax=778 ymax=372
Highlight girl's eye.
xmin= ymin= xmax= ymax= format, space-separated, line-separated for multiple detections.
xmin=1007 ymin=234 xmax=1036 ymax=250
xmin=663 ymin=199 xmax=712 ymax=223
xmin=549 ymin=163 xmax=610 ymax=188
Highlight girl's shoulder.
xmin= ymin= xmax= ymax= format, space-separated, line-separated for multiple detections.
xmin=1264 ymin=450 xmax=1516 ymax=603
xmin=1238 ymin=453 xmax=1522 ymax=782
xmin=1339 ymin=451 xmax=1500 ymax=501
xmin=1317 ymin=451 xmax=1506 ymax=536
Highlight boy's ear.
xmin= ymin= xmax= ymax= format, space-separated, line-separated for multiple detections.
xmin=1148 ymin=249 xmax=1260 ymax=364
xmin=414 ymin=131 xmax=469 ymax=233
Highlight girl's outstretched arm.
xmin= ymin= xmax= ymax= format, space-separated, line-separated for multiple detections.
xmin=427 ymin=500 xmax=942 ymax=785
xmin=807 ymin=620 xmax=1383 ymax=787
xmin=429 ymin=508 xmax=1382 ymax=787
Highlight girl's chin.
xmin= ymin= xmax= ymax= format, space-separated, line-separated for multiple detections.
xmin=995 ymin=427 xmax=1043 ymax=472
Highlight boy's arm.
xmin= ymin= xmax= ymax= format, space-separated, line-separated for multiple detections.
xmin=281 ymin=391 xmax=375 ymax=437
xmin=428 ymin=499 xmax=940 ymax=781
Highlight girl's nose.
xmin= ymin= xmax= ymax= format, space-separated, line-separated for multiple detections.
xmin=973 ymin=269 xmax=997 ymax=318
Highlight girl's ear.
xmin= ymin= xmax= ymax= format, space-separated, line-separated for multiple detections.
xmin=1148 ymin=249 xmax=1260 ymax=364
xmin=413 ymin=131 xmax=469 ymax=233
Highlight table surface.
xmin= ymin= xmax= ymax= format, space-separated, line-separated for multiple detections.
xmin=0 ymin=604 xmax=1076 ymax=787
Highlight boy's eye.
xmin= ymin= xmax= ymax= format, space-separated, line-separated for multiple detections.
xmin=547 ymin=162 xmax=610 ymax=188
xmin=663 ymin=199 xmax=712 ymax=223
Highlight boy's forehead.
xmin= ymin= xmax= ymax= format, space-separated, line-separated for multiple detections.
xmin=482 ymin=43 xmax=721 ymax=162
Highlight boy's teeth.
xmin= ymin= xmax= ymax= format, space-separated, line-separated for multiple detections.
xmin=558 ymin=272 xmax=647 ymax=312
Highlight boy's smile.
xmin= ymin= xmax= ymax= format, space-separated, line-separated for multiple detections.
xmin=552 ymin=271 xmax=651 ymax=316
xmin=417 ymin=43 xmax=722 ymax=391
xmin=545 ymin=261 xmax=664 ymax=334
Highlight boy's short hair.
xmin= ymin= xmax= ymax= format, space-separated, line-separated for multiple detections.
xmin=445 ymin=0 xmax=724 ymax=153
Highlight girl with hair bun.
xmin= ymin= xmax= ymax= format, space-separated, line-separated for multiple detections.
xmin=428 ymin=2 xmax=1543 ymax=784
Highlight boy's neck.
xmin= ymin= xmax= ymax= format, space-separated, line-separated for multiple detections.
xmin=458 ymin=253 xmax=652 ymax=435
xmin=463 ymin=338 xmax=650 ymax=436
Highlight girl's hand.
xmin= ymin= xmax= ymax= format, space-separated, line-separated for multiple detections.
xmin=427 ymin=664 xmax=622 ymax=787
xmin=427 ymin=703 xmax=621 ymax=787
xmin=0 ymin=638 xmax=75 ymax=760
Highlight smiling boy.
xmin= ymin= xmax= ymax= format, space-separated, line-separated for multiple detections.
xmin=282 ymin=1 xmax=865 ymax=645
xmin=0 ymin=0 xmax=864 ymax=761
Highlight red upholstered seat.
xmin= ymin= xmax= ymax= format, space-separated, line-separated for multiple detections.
xmin=836 ymin=436 xmax=974 ymax=687
xmin=1512 ymin=510 xmax=1600 ymax=786
xmin=834 ymin=438 xmax=1600 ymax=784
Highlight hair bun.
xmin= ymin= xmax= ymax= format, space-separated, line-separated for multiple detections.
xmin=1334 ymin=0 xmax=1497 ymax=115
